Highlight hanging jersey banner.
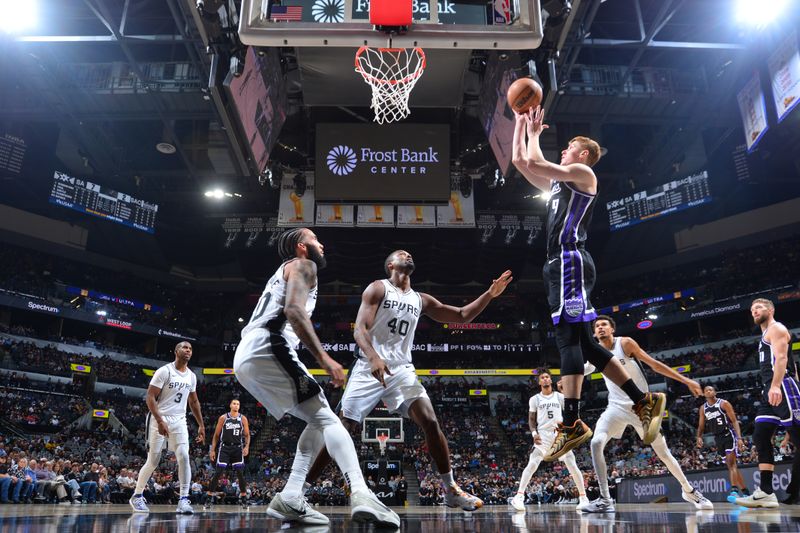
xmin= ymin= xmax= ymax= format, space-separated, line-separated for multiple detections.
xmin=315 ymin=204 xmax=354 ymax=227
xmin=768 ymin=30 xmax=800 ymax=123
xmin=436 ymin=188 xmax=475 ymax=228
xmin=397 ymin=205 xmax=436 ymax=228
xmin=357 ymin=205 xmax=396 ymax=227
xmin=278 ymin=174 xmax=315 ymax=226
xmin=737 ymin=72 xmax=769 ymax=152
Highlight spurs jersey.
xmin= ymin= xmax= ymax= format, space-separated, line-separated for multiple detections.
xmin=150 ymin=362 xmax=197 ymax=417
xmin=529 ymin=391 xmax=564 ymax=432
xmin=220 ymin=413 xmax=244 ymax=446
xmin=703 ymin=400 xmax=732 ymax=435
xmin=758 ymin=322 xmax=797 ymax=387
xmin=366 ymin=279 xmax=422 ymax=366
xmin=241 ymin=260 xmax=318 ymax=349
xmin=545 ymin=180 xmax=596 ymax=258
xmin=603 ymin=337 xmax=649 ymax=408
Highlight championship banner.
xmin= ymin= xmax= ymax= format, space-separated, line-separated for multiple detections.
xmin=356 ymin=205 xmax=395 ymax=227
xmin=737 ymin=72 xmax=769 ymax=152
xmin=396 ymin=205 xmax=436 ymax=228
xmin=315 ymin=204 xmax=354 ymax=227
xmin=70 ymin=363 xmax=91 ymax=373
xmin=203 ymin=368 xmax=236 ymax=375
xmin=477 ymin=213 xmax=499 ymax=243
xmin=92 ymin=409 xmax=109 ymax=419
xmin=278 ymin=174 xmax=315 ymax=226
xmin=522 ymin=215 xmax=543 ymax=245
xmin=768 ymin=30 xmax=800 ymax=123
xmin=436 ymin=185 xmax=475 ymax=228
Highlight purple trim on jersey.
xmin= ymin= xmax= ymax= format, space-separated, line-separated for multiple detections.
xmin=784 ymin=376 xmax=800 ymax=426
xmin=560 ymin=194 xmax=591 ymax=246
xmin=725 ymin=428 xmax=739 ymax=457
xmin=552 ymin=193 xmax=595 ymax=324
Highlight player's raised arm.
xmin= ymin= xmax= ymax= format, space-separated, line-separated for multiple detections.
xmin=512 ymin=111 xmax=551 ymax=192
xmin=420 ymin=270 xmax=512 ymax=324
xmin=353 ymin=281 xmax=392 ymax=387
xmin=622 ymin=337 xmax=701 ymax=396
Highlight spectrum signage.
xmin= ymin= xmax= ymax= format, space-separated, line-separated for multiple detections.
xmin=315 ymin=124 xmax=450 ymax=203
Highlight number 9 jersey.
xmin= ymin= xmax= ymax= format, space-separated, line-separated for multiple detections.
xmin=368 ymin=279 xmax=422 ymax=366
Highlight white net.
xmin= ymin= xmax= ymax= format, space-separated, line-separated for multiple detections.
xmin=355 ymin=46 xmax=426 ymax=124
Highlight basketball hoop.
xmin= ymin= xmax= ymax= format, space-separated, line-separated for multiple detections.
xmin=376 ymin=433 xmax=390 ymax=456
xmin=355 ymin=46 xmax=426 ymax=124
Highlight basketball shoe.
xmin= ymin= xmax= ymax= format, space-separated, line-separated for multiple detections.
xmin=735 ymin=488 xmax=779 ymax=508
xmin=633 ymin=392 xmax=667 ymax=445
xmin=444 ymin=483 xmax=483 ymax=511
xmin=350 ymin=490 xmax=401 ymax=527
xmin=509 ymin=493 xmax=525 ymax=512
xmin=267 ymin=492 xmax=330 ymax=525
xmin=578 ymin=497 xmax=615 ymax=513
xmin=682 ymin=488 xmax=713 ymax=510
xmin=129 ymin=494 xmax=149 ymax=513
xmin=544 ymin=420 xmax=592 ymax=461
xmin=176 ymin=497 xmax=194 ymax=515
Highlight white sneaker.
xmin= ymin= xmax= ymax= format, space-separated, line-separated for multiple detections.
xmin=682 ymin=488 xmax=713 ymax=510
xmin=444 ymin=483 xmax=483 ymax=511
xmin=509 ymin=493 xmax=525 ymax=512
xmin=576 ymin=495 xmax=591 ymax=512
xmin=129 ymin=494 xmax=149 ymax=513
xmin=578 ymin=497 xmax=615 ymax=513
xmin=735 ymin=488 xmax=779 ymax=508
xmin=267 ymin=492 xmax=330 ymax=525
xmin=176 ymin=497 xmax=194 ymax=515
xmin=350 ymin=490 xmax=400 ymax=528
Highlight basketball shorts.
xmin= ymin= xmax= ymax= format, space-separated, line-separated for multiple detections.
xmin=713 ymin=430 xmax=738 ymax=457
xmin=340 ymin=361 xmax=429 ymax=424
xmin=233 ymin=328 xmax=326 ymax=420
xmin=216 ymin=444 xmax=244 ymax=468
xmin=543 ymin=246 xmax=597 ymax=325
xmin=755 ymin=376 xmax=800 ymax=427
xmin=594 ymin=402 xmax=646 ymax=441
xmin=532 ymin=428 xmax=576 ymax=464
xmin=146 ymin=414 xmax=189 ymax=453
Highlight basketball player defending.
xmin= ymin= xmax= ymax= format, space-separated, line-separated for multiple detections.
xmin=736 ymin=298 xmax=800 ymax=508
xmin=305 ymin=251 xmax=512 ymax=511
xmin=511 ymin=106 xmax=666 ymax=460
xmin=233 ymin=228 xmax=399 ymax=527
xmin=510 ymin=369 xmax=589 ymax=511
xmin=579 ymin=316 xmax=712 ymax=513
xmin=130 ymin=341 xmax=204 ymax=514
xmin=205 ymin=398 xmax=250 ymax=510
xmin=697 ymin=385 xmax=748 ymax=502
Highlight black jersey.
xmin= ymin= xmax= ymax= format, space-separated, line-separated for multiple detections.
xmin=758 ymin=322 xmax=797 ymax=388
xmin=703 ymin=399 xmax=732 ymax=435
xmin=220 ymin=413 xmax=244 ymax=446
xmin=545 ymin=180 xmax=596 ymax=258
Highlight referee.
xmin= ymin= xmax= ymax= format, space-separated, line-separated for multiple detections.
xmin=206 ymin=399 xmax=250 ymax=509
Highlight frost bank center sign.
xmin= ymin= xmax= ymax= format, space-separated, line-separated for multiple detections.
xmin=315 ymin=123 xmax=450 ymax=204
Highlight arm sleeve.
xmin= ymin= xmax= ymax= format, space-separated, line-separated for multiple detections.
xmin=149 ymin=366 xmax=168 ymax=389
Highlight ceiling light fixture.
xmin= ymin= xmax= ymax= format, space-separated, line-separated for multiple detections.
xmin=156 ymin=142 xmax=177 ymax=154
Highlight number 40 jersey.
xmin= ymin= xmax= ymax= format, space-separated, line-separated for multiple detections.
xmin=368 ymin=279 xmax=422 ymax=366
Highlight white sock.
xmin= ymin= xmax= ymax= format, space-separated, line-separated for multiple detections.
xmin=440 ymin=471 xmax=455 ymax=488
xmin=651 ymin=435 xmax=693 ymax=493
xmin=282 ymin=425 xmax=325 ymax=500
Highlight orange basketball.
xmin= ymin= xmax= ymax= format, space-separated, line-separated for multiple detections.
xmin=507 ymin=78 xmax=543 ymax=114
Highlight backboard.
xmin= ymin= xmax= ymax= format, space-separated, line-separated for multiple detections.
xmin=362 ymin=416 xmax=404 ymax=443
xmin=238 ymin=0 xmax=543 ymax=49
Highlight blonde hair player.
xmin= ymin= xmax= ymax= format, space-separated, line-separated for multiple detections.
xmin=511 ymin=105 xmax=666 ymax=461
xmin=509 ymin=369 xmax=589 ymax=512
xmin=579 ymin=315 xmax=712 ymax=513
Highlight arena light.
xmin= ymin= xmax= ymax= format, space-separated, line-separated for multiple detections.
xmin=735 ymin=0 xmax=789 ymax=29
xmin=96 ymin=310 xmax=107 ymax=317
xmin=204 ymin=188 xmax=241 ymax=199
xmin=0 ymin=0 xmax=37 ymax=34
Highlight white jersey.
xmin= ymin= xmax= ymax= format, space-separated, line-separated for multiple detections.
xmin=241 ymin=260 xmax=318 ymax=349
xmin=150 ymin=362 xmax=197 ymax=417
xmin=529 ymin=391 xmax=564 ymax=433
xmin=365 ymin=279 xmax=422 ymax=366
xmin=604 ymin=337 xmax=649 ymax=407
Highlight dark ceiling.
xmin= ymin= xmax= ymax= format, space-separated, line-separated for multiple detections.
xmin=0 ymin=0 xmax=799 ymax=294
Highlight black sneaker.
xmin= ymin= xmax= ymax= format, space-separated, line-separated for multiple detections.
xmin=239 ymin=496 xmax=249 ymax=510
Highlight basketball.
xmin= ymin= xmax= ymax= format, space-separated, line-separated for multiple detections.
xmin=507 ymin=77 xmax=543 ymax=114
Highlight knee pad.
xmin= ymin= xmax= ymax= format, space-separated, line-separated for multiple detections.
xmin=753 ymin=423 xmax=775 ymax=464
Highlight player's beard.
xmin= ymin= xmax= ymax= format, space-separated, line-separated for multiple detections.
xmin=403 ymin=260 xmax=416 ymax=274
xmin=307 ymin=246 xmax=327 ymax=270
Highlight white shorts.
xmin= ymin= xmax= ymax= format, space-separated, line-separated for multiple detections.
xmin=147 ymin=414 xmax=189 ymax=453
xmin=340 ymin=362 xmax=429 ymax=424
xmin=533 ymin=429 xmax=576 ymax=463
xmin=594 ymin=402 xmax=645 ymax=440
xmin=233 ymin=328 xmax=327 ymax=420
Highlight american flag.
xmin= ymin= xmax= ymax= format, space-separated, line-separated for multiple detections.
xmin=270 ymin=5 xmax=303 ymax=21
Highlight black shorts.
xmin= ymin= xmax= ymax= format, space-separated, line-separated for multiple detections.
xmin=713 ymin=430 xmax=738 ymax=456
xmin=543 ymin=247 xmax=597 ymax=325
xmin=216 ymin=444 xmax=244 ymax=468
xmin=755 ymin=376 xmax=800 ymax=427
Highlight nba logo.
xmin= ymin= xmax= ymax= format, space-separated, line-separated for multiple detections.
xmin=494 ymin=0 xmax=512 ymax=24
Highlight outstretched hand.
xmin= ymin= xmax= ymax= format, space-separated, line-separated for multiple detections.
xmin=525 ymin=106 xmax=549 ymax=137
xmin=488 ymin=270 xmax=513 ymax=297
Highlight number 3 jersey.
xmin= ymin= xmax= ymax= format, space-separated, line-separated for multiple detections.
xmin=150 ymin=362 xmax=197 ymax=417
xmin=529 ymin=391 xmax=565 ymax=432
xmin=367 ymin=279 xmax=422 ymax=367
